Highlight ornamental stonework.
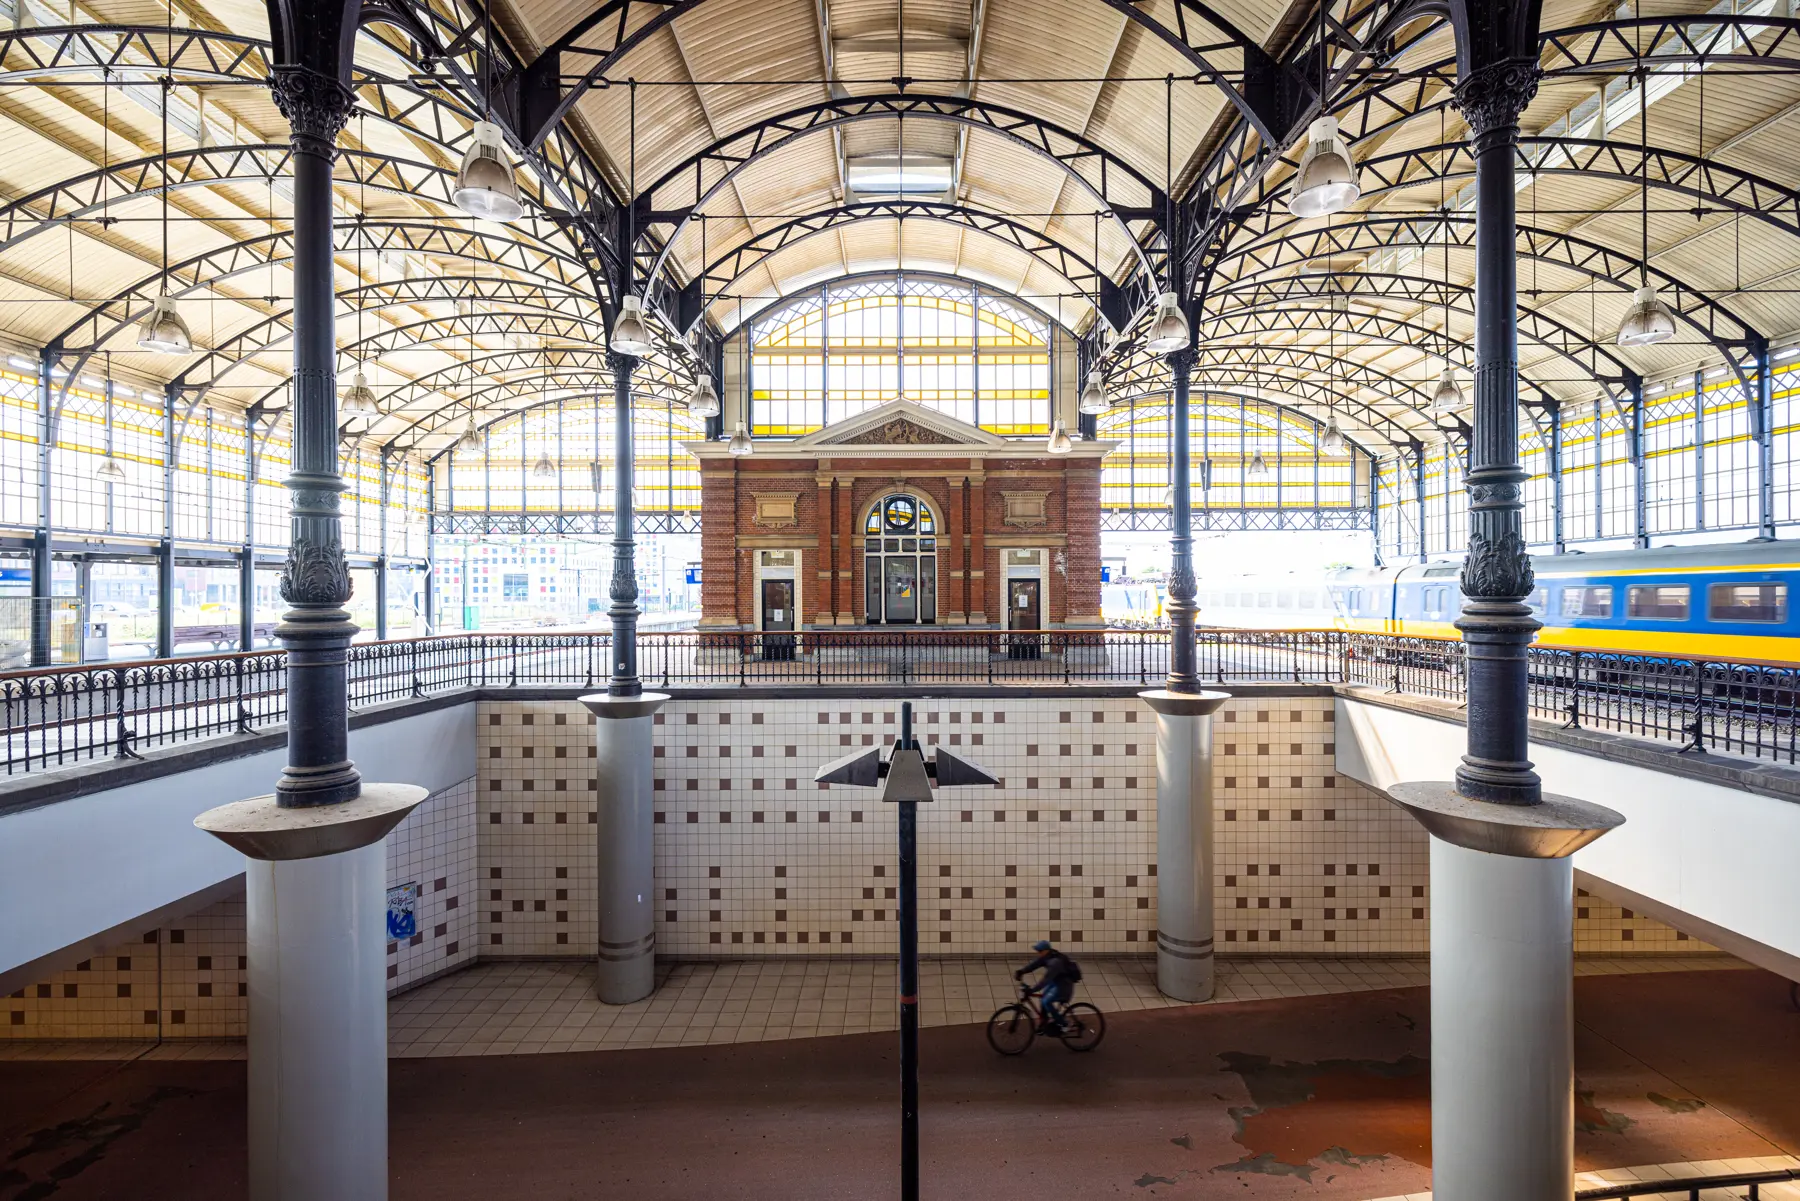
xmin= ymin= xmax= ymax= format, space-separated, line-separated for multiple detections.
xmin=835 ymin=418 xmax=960 ymax=446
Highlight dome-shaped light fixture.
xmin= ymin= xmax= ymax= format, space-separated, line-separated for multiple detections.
xmin=452 ymin=121 xmax=524 ymax=222
xmin=727 ymin=420 xmax=755 ymax=457
xmin=95 ymin=455 xmax=128 ymax=483
xmin=1078 ymin=368 xmax=1111 ymax=415
xmin=1046 ymin=419 xmax=1074 ymax=455
xmin=1145 ymin=291 xmax=1190 ymax=354
xmin=339 ymin=368 xmax=379 ymax=419
xmin=136 ymin=292 xmax=193 ymax=354
xmin=611 ymin=294 xmax=657 ymax=356
xmin=1616 ymin=284 xmax=1677 ymax=347
xmin=686 ymin=371 xmax=721 ymax=419
xmin=1286 ymin=116 xmax=1361 ymax=219
xmin=1246 ymin=450 xmax=1271 ymax=480
xmin=1431 ymin=367 xmax=1465 ymax=419
xmin=455 ymin=417 xmax=484 ymax=455
xmin=531 ymin=450 xmax=557 ymax=480
xmin=1320 ymin=415 xmax=1346 ymax=455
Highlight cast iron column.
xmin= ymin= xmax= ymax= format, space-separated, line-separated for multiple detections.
xmin=1379 ymin=38 xmax=1625 ymax=1201
xmin=271 ymin=65 xmax=360 ymax=806
xmin=1453 ymin=61 xmax=1541 ymax=807
xmin=196 ymin=55 xmax=427 ymax=1201
xmin=608 ymin=351 xmax=641 ymax=697
xmin=1164 ymin=347 xmax=1198 ymax=693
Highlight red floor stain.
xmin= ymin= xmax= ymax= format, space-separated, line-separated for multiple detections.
xmin=1226 ymin=1057 xmax=1432 ymax=1175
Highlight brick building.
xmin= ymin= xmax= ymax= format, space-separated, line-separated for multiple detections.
xmin=686 ymin=401 xmax=1113 ymax=634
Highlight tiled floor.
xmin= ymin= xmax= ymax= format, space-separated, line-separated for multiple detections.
xmin=1364 ymin=1154 xmax=1800 ymax=1200
xmin=0 ymin=953 xmax=1740 ymax=1062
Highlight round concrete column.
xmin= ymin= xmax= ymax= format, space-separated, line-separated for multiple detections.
xmin=581 ymin=692 xmax=670 ymax=1003
xmin=196 ymin=783 xmax=426 ymax=1201
xmin=1388 ymin=782 xmax=1623 ymax=1201
xmin=1140 ymin=689 xmax=1230 ymax=1002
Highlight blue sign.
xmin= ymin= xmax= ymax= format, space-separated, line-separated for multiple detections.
xmin=386 ymin=882 xmax=420 ymax=940
xmin=685 ymin=567 xmax=703 ymax=585
xmin=0 ymin=567 xmax=29 ymax=583
xmin=1100 ymin=565 xmax=1112 ymax=583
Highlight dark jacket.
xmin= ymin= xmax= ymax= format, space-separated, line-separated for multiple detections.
xmin=1018 ymin=950 xmax=1078 ymax=988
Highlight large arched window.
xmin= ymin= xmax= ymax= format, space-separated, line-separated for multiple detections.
xmin=864 ymin=492 xmax=937 ymax=625
xmin=749 ymin=275 xmax=1052 ymax=438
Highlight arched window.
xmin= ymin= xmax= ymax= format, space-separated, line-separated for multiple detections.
xmin=749 ymin=275 xmax=1053 ymax=438
xmin=864 ymin=492 xmax=937 ymax=624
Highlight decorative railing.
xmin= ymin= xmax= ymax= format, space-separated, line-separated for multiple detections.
xmin=0 ymin=629 xmax=1794 ymax=777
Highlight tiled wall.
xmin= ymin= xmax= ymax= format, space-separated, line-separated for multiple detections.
xmin=3 ymin=775 xmax=478 ymax=1039
xmin=474 ymin=695 xmax=1695 ymax=959
xmin=3 ymin=693 xmax=1712 ymax=1038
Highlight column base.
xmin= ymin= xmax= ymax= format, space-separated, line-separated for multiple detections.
xmin=582 ymin=693 xmax=669 ymax=1004
xmin=1385 ymin=781 xmax=1622 ymax=859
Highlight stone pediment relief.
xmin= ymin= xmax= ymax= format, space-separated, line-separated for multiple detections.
xmin=830 ymin=417 xmax=961 ymax=446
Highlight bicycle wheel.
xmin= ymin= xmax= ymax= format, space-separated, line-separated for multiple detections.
xmin=1058 ymin=1003 xmax=1105 ymax=1052
xmin=986 ymin=1003 xmax=1037 ymax=1055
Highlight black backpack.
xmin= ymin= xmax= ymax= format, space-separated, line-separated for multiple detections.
xmin=1061 ymin=954 xmax=1082 ymax=983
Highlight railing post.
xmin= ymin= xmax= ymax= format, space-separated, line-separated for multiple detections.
xmin=509 ymin=634 xmax=518 ymax=687
xmin=739 ymin=632 xmax=747 ymax=687
xmin=411 ymin=639 xmax=421 ymax=698
xmin=112 ymin=666 xmax=130 ymax=759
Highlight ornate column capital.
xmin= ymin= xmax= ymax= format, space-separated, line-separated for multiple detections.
xmin=269 ymin=66 xmax=357 ymax=158
xmin=1162 ymin=346 xmax=1196 ymax=373
xmin=1451 ymin=57 xmax=1541 ymax=141
xmin=607 ymin=349 xmax=639 ymax=377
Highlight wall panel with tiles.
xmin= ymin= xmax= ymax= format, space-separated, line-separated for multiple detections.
xmin=3 ymin=776 xmax=478 ymax=1039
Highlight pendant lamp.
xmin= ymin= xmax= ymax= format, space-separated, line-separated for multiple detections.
xmin=1046 ymin=419 xmax=1074 ymax=455
xmin=1320 ymin=415 xmax=1346 ymax=455
xmin=532 ymin=451 xmax=557 ymax=480
xmin=1287 ymin=117 xmax=1361 ymax=219
xmin=611 ymin=295 xmax=656 ymax=356
xmin=1145 ymin=292 xmax=1190 ymax=354
xmin=452 ymin=121 xmax=524 ymax=222
xmin=687 ymin=371 xmax=721 ymax=418
xmin=1077 ymin=368 xmax=1110 ymax=415
xmin=727 ymin=421 xmax=754 ymax=456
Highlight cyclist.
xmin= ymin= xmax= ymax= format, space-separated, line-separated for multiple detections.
xmin=1014 ymin=940 xmax=1082 ymax=1032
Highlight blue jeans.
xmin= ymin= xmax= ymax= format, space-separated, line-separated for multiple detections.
xmin=1038 ymin=981 xmax=1071 ymax=1028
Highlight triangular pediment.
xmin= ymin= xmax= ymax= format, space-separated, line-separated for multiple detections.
xmin=795 ymin=400 xmax=1010 ymax=449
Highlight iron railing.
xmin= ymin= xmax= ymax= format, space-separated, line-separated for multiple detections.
xmin=0 ymin=629 xmax=1794 ymax=777
xmin=1574 ymin=1165 xmax=1800 ymax=1199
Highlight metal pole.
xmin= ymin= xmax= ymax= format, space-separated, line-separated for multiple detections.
xmin=896 ymin=700 xmax=920 ymax=1201
xmin=1165 ymin=349 xmax=1198 ymax=693
xmin=609 ymin=352 xmax=641 ymax=696
xmin=30 ymin=349 xmax=53 ymax=667
xmin=1693 ymin=369 xmax=1706 ymax=532
xmin=270 ymin=66 xmax=360 ymax=807
xmin=1629 ymin=375 xmax=1648 ymax=549
xmin=1549 ymin=402 xmax=1565 ymax=555
xmin=1755 ymin=341 xmax=1776 ymax=539
xmin=1452 ymin=56 xmax=1542 ymax=806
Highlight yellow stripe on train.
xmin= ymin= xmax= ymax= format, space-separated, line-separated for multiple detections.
xmin=1384 ymin=619 xmax=1794 ymax=662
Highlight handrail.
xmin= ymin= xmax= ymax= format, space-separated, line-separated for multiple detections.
xmin=1574 ymin=1165 xmax=1799 ymax=1199
xmin=0 ymin=628 xmax=1794 ymax=777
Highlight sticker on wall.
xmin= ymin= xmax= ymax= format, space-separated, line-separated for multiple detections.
xmin=387 ymin=882 xmax=420 ymax=940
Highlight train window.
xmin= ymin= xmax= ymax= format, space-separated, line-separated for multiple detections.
xmin=1277 ymin=591 xmax=1294 ymax=608
xmin=1626 ymin=585 xmax=1690 ymax=620
xmin=1257 ymin=593 xmax=1274 ymax=608
xmin=1560 ymin=586 xmax=1612 ymax=618
xmin=1526 ymin=588 xmax=1547 ymax=614
xmin=1299 ymin=592 xmax=1317 ymax=609
xmin=1708 ymin=583 xmax=1787 ymax=623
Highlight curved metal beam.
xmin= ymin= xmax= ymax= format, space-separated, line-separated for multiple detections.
xmin=174 ymin=274 xmax=602 ymax=391
xmin=632 ymin=93 xmax=1164 ymax=305
xmin=1209 ymin=211 xmax=1761 ymax=370
xmin=678 ymin=201 xmax=1143 ymax=330
xmin=517 ymin=0 xmax=1301 ymax=151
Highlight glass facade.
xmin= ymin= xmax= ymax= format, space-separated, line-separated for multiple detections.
xmin=748 ymin=276 xmax=1052 ymax=437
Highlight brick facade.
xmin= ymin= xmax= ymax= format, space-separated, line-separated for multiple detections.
xmin=686 ymin=402 xmax=1109 ymax=630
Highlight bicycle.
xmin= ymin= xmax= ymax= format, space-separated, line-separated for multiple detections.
xmin=986 ymin=981 xmax=1105 ymax=1054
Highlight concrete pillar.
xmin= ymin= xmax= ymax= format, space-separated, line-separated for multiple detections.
xmin=1140 ymin=688 xmax=1230 ymax=1001
xmin=195 ymin=783 xmax=426 ymax=1201
xmin=246 ymin=843 xmax=385 ymax=1199
xmin=581 ymin=692 xmax=669 ymax=1002
xmin=943 ymin=476 xmax=966 ymax=623
xmin=813 ymin=473 xmax=835 ymax=627
xmin=1387 ymin=783 xmax=1623 ymax=1201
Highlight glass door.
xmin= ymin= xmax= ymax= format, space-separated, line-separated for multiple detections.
xmin=883 ymin=557 xmax=918 ymax=623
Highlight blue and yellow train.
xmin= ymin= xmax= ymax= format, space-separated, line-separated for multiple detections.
xmin=1200 ymin=541 xmax=1797 ymax=664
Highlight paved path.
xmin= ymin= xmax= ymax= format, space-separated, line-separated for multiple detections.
xmin=1 ymin=967 xmax=1797 ymax=1200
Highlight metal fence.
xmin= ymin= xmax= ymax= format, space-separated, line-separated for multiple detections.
xmin=1 ymin=629 xmax=1795 ymax=777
